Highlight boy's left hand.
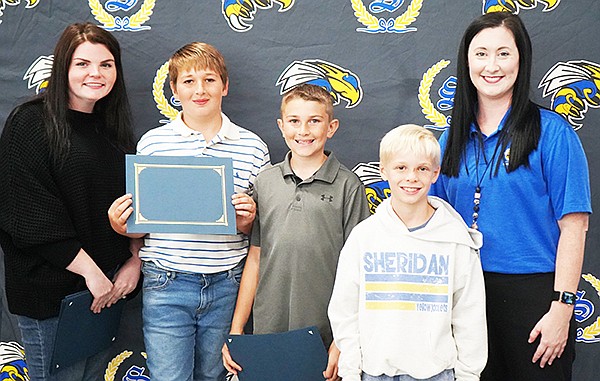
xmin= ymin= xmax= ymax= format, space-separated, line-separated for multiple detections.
xmin=323 ymin=341 xmax=341 ymax=381
xmin=222 ymin=343 xmax=243 ymax=375
xmin=232 ymin=193 xmax=256 ymax=235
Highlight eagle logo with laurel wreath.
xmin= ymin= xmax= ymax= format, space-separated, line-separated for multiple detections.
xmin=152 ymin=61 xmax=180 ymax=123
xmin=538 ymin=60 xmax=600 ymax=130
xmin=0 ymin=342 xmax=28 ymax=381
xmin=0 ymin=0 xmax=39 ymax=24
xmin=104 ymin=350 xmax=150 ymax=381
xmin=482 ymin=0 xmax=560 ymax=14
xmin=575 ymin=273 xmax=600 ymax=344
xmin=89 ymin=0 xmax=155 ymax=31
xmin=351 ymin=0 xmax=423 ymax=34
xmin=418 ymin=59 xmax=456 ymax=131
xmin=222 ymin=0 xmax=295 ymax=32
xmin=23 ymin=55 xmax=53 ymax=94
xmin=277 ymin=60 xmax=363 ymax=109
xmin=352 ymin=162 xmax=390 ymax=214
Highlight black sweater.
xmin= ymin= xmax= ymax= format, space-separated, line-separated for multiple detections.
xmin=0 ymin=100 xmax=131 ymax=319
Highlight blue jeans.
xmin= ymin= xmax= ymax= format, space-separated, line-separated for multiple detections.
xmin=141 ymin=260 xmax=243 ymax=381
xmin=16 ymin=315 xmax=111 ymax=381
xmin=362 ymin=369 xmax=455 ymax=381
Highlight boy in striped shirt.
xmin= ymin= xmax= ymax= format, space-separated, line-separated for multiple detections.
xmin=108 ymin=42 xmax=270 ymax=381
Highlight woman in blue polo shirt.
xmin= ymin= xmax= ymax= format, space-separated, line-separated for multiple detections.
xmin=430 ymin=12 xmax=591 ymax=381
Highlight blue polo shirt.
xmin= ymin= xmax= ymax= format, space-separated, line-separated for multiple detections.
xmin=430 ymin=108 xmax=591 ymax=274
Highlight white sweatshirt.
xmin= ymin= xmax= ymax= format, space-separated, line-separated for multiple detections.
xmin=328 ymin=196 xmax=487 ymax=381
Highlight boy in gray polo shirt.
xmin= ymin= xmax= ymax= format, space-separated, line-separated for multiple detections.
xmin=222 ymin=84 xmax=370 ymax=381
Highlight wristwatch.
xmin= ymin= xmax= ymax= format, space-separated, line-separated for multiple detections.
xmin=553 ymin=290 xmax=576 ymax=305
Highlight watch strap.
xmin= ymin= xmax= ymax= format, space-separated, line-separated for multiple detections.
xmin=553 ymin=290 xmax=576 ymax=305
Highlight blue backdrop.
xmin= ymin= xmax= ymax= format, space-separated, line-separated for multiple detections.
xmin=1 ymin=1 xmax=599 ymax=380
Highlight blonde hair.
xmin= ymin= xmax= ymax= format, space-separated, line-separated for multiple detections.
xmin=380 ymin=124 xmax=440 ymax=167
xmin=280 ymin=84 xmax=334 ymax=120
xmin=168 ymin=42 xmax=228 ymax=86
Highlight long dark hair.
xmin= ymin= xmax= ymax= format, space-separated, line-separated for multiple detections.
xmin=441 ymin=12 xmax=540 ymax=177
xmin=43 ymin=22 xmax=134 ymax=164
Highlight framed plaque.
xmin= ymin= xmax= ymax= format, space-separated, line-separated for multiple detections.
xmin=126 ymin=155 xmax=237 ymax=235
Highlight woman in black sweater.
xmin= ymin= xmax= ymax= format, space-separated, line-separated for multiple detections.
xmin=0 ymin=22 xmax=140 ymax=381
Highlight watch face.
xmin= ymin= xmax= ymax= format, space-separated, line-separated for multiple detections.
xmin=561 ymin=291 xmax=576 ymax=305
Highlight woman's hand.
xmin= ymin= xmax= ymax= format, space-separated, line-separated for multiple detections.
xmin=86 ymin=271 xmax=115 ymax=314
xmin=529 ymin=301 xmax=573 ymax=367
xmin=67 ymin=249 xmax=114 ymax=313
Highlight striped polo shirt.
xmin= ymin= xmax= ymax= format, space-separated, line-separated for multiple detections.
xmin=136 ymin=112 xmax=270 ymax=273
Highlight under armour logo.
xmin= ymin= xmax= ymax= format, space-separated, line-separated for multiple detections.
xmin=320 ymin=194 xmax=334 ymax=202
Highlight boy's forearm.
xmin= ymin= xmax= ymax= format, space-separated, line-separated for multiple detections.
xmin=124 ymin=232 xmax=146 ymax=239
xmin=129 ymin=237 xmax=144 ymax=258
xmin=237 ymin=220 xmax=253 ymax=236
xmin=230 ymin=245 xmax=261 ymax=333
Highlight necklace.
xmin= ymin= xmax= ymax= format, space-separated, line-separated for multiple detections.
xmin=471 ymin=132 xmax=503 ymax=230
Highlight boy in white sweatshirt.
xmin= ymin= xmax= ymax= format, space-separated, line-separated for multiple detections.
xmin=328 ymin=124 xmax=487 ymax=381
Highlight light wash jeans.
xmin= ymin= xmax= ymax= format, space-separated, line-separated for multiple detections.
xmin=362 ymin=369 xmax=455 ymax=381
xmin=141 ymin=260 xmax=243 ymax=381
xmin=17 ymin=315 xmax=111 ymax=381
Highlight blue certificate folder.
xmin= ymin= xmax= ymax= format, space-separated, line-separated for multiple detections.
xmin=125 ymin=155 xmax=237 ymax=235
xmin=50 ymin=290 xmax=125 ymax=373
xmin=227 ymin=326 xmax=328 ymax=381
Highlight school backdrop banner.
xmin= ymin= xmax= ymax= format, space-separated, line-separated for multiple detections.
xmin=0 ymin=1 xmax=599 ymax=380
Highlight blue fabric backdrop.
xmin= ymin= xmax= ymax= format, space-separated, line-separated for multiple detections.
xmin=1 ymin=1 xmax=599 ymax=379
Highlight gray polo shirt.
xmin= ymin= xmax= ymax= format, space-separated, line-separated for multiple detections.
xmin=251 ymin=151 xmax=370 ymax=346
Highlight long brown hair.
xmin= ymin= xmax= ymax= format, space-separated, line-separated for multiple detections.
xmin=441 ymin=12 xmax=540 ymax=177
xmin=43 ymin=22 xmax=134 ymax=164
